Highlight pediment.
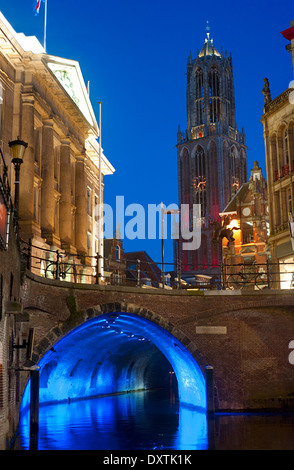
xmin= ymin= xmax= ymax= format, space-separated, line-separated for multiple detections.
xmin=45 ymin=56 xmax=97 ymax=131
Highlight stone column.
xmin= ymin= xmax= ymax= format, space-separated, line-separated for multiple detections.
xmin=75 ymin=155 xmax=87 ymax=254
xmin=59 ymin=139 xmax=72 ymax=247
xmin=41 ymin=118 xmax=55 ymax=239
xmin=19 ymin=95 xmax=35 ymax=235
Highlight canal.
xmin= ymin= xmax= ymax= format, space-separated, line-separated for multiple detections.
xmin=13 ymin=312 xmax=294 ymax=451
xmin=16 ymin=389 xmax=294 ymax=450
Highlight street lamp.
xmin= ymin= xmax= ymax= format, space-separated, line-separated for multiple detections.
xmin=9 ymin=137 xmax=28 ymax=222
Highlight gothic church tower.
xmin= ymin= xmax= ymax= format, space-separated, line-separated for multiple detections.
xmin=177 ymin=23 xmax=247 ymax=279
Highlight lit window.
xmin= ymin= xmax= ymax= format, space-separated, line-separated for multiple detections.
xmin=94 ymin=194 xmax=98 ymax=221
xmin=87 ymin=231 xmax=92 ymax=255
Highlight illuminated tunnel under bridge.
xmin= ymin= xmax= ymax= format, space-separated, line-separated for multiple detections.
xmin=20 ymin=313 xmax=207 ymax=411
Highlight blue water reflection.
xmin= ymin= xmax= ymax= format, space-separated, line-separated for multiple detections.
xmin=19 ymin=390 xmax=208 ymax=450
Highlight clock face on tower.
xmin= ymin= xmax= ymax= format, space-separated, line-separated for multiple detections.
xmin=242 ymin=207 xmax=250 ymax=217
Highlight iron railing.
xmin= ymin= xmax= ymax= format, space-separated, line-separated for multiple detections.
xmin=19 ymin=239 xmax=294 ymax=291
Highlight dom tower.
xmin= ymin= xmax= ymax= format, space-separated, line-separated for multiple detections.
xmin=176 ymin=24 xmax=247 ymax=281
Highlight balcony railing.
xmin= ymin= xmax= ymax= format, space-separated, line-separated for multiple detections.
xmin=282 ymin=164 xmax=290 ymax=177
xmin=273 ymin=161 xmax=294 ymax=182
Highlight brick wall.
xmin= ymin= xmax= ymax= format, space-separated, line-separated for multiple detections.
xmin=0 ymin=224 xmax=22 ymax=449
xmin=20 ymin=273 xmax=294 ymax=411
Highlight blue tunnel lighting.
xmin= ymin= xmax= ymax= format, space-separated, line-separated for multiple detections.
xmin=20 ymin=313 xmax=207 ymax=414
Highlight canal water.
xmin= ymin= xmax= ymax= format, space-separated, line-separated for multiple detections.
xmin=17 ymin=389 xmax=294 ymax=450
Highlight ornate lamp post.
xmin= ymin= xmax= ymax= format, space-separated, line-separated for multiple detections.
xmin=9 ymin=137 xmax=28 ymax=223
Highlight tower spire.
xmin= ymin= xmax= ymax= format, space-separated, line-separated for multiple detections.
xmin=198 ymin=20 xmax=220 ymax=57
xmin=206 ymin=20 xmax=211 ymax=41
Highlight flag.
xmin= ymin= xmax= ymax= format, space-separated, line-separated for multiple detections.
xmin=33 ymin=0 xmax=47 ymax=51
xmin=35 ymin=0 xmax=45 ymax=15
xmin=35 ymin=0 xmax=41 ymax=15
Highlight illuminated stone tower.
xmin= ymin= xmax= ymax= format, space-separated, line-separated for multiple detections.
xmin=177 ymin=23 xmax=247 ymax=280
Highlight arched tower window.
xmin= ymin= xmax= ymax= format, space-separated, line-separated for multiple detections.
xmin=195 ymin=68 xmax=204 ymax=125
xmin=224 ymin=69 xmax=233 ymax=126
xmin=208 ymin=141 xmax=218 ymax=220
xmin=180 ymin=148 xmax=190 ymax=206
xmin=208 ymin=66 xmax=220 ymax=123
xmin=192 ymin=146 xmax=206 ymax=220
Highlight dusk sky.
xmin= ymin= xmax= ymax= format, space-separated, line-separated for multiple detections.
xmin=1 ymin=0 xmax=293 ymax=266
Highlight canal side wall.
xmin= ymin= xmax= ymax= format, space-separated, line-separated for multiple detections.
xmin=19 ymin=271 xmax=294 ymax=412
xmin=0 ymin=225 xmax=24 ymax=450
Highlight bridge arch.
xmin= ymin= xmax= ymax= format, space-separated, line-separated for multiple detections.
xmin=21 ymin=302 xmax=207 ymax=412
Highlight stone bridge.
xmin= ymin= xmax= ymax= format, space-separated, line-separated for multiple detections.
xmin=19 ymin=271 xmax=294 ymax=412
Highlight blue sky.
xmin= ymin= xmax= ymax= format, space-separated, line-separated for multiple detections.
xmin=1 ymin=0 xmax=293 ymax=266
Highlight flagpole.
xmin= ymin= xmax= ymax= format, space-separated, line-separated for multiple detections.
xmin=98 ymin=101 xmax=103 ymax=283
xmin=44 ymin=0 xmax=47 ymax=52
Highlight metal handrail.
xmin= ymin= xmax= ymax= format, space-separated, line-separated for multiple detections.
xmin=19 ymin=238 xmax=294 ymax=291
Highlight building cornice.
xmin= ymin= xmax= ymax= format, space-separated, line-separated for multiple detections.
xmin=262 ymin=88 xmax=292 ymax=118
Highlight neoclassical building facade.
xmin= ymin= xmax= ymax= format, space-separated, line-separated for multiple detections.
xmin=0 ymin=13 xmax=114 ymax=279
xmin=177 ymin=25 xmax=247 ymax=279
xmin=0 ymin=11 xmax=114 ymax=448
xmin=261 ymin=20 xmax=294 ymax=288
